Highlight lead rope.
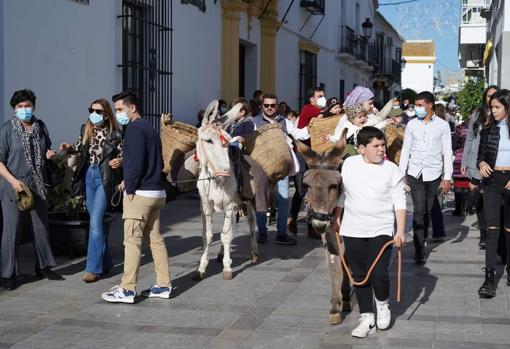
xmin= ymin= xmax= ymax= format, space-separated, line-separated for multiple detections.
xmin=334 ymin=233 xmax=402 ymax=302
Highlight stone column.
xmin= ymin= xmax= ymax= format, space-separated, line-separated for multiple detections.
xmin=260 ymin=1 xmax=279 ymax=94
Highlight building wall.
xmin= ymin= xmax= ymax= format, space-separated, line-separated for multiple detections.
xmin=2 ymin=0 xmax=121 ymax=146
xmin=402 ymin=63 xmax=434 ymax=93
xmin=172 ymin=3 xmax=222 ymax=123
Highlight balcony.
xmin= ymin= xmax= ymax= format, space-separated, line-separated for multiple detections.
xmin=374 ymin=58 xmax=401 ymax=83
xmin=338 ymin=26 xmax=355 ymax=56
xmin=300 ymin=0 xmax=325 ymax=15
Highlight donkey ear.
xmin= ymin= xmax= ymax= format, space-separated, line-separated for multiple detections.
xmin=201 ymin=100 xmax=219 ymax=127
xmin=214 ymin=103 xmax=242 ymax=128
xmin=324 ymin=128 xmax=347 ymax=168
xmin=293 ymin=138 xmax=319 ymax=168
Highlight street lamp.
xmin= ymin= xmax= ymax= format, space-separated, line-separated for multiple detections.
xmin=401 ymin=58 xmax=406 ymax=71
xmin=361 ymin=18 xmax=373 ymax=39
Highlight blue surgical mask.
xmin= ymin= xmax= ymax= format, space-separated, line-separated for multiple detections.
xmin=415 ymin=106 xmax=427 ymax=119
xmin=115 ymin=112 xmax=130 ymax=125
xmin=89 ymin=112 xmax=104 ymax=125
xmin=15 ymin=108 xmax=33 ymax=122
xmin=220 ymin=106 xmax=228 ymax=115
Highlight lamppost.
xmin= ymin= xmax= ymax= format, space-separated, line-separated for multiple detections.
xmin=361 ymin=18 xmax=373 ymax=40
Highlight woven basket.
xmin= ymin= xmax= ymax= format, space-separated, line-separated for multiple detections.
xmin=244 ymin=124 xmax=293 ymax=182
xmin=385 ymin=125 xmax=405 ymax=165
xmin=160 ymin=115 xmax=198 ymax=174
xmin=309 ymin=115 xmax=341 ymax=154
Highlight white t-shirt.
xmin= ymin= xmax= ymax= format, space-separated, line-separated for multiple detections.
xmin=338 ymin=155 xmax=406 ymax=238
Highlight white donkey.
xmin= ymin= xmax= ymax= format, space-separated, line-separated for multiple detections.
xmin=194 ymin=100 xmax=259 ymax=280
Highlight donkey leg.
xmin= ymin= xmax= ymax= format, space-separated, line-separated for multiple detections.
xmin=221 ymin=203 xmax=235 ymax=280
xmin=195 ymin=210 xmax=213 ymax=281
xmin=324 ymin=245 xmax=343 ymax=325
xmin=247 ymin=201 xmax=259 ymax=263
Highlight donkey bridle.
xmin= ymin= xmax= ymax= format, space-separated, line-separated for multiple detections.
xmin=305 ymin=164 xmax=341 ymax=223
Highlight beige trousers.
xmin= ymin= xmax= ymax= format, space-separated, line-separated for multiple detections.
xmin=120 ymin=195 xmax=170 ymax=291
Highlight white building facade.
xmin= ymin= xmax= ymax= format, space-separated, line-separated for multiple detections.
xmin=0 ymin=0 xmax=401 ymax=146
xmin=458 ymin=0 xmax=490 ymax=80
xmin=483 ymin=0 xmax=510 ymax=88
xmin=401 ymin=40 xmax=435 ymax=93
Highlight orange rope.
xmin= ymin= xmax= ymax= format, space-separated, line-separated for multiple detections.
xmin=335 ymin=233 xmax=402 ymax=302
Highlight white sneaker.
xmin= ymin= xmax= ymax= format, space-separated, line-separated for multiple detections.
xmin=101 ymin=285 xmax=136 ymax=304
xmin=375 ymin=298 xmax=391 ymax=330
xmin=141 ymin=284 xmax=172 ymax=299
xmin=351 ymin=313 xmax=376 ymax=338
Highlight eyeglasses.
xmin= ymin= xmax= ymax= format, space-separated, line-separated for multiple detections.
xmin=88 ymin=108 xmax=104 ymax=115
xmin=263 ymin=104 xmax=277 ymax=109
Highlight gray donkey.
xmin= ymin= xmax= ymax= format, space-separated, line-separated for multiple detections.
xmin=194 ymin=100 xmax=259 ymax=281
xmin=293 ymin=132 xmax=352 ymax=325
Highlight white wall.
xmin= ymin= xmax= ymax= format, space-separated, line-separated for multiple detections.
xmin=402 ymin=63 xmax=434 ymax=92
xmin=2 ymin=0 xmax=122 ymax=146
xmin=172 ymin=3 xmax=221 ymax=124
xmin=459 ymin=25 xmax=487 ymax=44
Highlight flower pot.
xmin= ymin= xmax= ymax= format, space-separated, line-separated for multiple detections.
xmin=48 ymin=211 xmax=114 ymax=257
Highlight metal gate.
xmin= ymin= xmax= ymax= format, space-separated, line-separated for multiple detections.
xmin=118 ymin=0 xmax=173 ymax=133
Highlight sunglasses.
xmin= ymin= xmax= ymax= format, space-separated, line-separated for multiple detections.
xmin=88 ymin=108 xmax=104 ymax=115
xmin=263 ymin=104 xmax=277 ymax=108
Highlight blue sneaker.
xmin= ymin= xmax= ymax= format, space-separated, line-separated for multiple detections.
xmin=141 ymin=284 xmax=172 ymax=299
xmin=101 ymin=285 xmax=135 ymax=304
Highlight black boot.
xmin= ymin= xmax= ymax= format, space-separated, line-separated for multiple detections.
xmin=36 ymin=267 xmax=65 ymax=281
xmin=1 ymin=276 xmax=16 ymax=291
xmin=478 ymin=267 xmax=496 ymax=298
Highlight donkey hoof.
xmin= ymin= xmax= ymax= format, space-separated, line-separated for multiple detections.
xmin=223 ymin=271 xmax=233 ymax=280
xmin=192 ymin=271 xmax=205 ymax=281
xmin=251 ymin=254 xmax=260 ymax=264
xmin=329 ymin=312 xmax=342 ymax=325
xmin=216 ymin=253 xmax=224 ymax=263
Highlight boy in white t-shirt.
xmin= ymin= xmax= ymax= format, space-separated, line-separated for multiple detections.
xmin=332 ymin=126 xmax=406 ymax=338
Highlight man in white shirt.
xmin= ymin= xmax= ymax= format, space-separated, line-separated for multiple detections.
xmin=399 ymin=91 xmax=453 ymax=265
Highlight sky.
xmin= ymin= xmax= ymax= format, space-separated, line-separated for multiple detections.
xmin=378 ymin=0 xmax=462 ymax=83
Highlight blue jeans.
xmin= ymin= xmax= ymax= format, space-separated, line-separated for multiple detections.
xmin=256 ymin=177 xmax=289 ymax=235
xmin=85 ymin=165 xmax=112 ymax=274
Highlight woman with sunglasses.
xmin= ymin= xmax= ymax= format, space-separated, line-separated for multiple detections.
xmin=60 ymin=98 xmax=123 ymax=283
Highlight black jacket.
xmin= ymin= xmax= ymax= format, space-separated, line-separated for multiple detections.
xmin=72 ymin=125 xmax=123 ymax=205
xmin=477 ymin=123 xmax=501 ymax=180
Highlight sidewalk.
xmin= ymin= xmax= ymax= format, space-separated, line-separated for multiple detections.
xmin=1 ymin=193 xmax=510 ymax=348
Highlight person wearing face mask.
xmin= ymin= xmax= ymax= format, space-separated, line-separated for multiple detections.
xmin=399 ymin=91 xmax=453 ymax=265
xmin=218 ymin=99 xmax=229 ymax=116
xmin=0 ymin=89 xmax=63 ymax=291
xmin=476 ymin=89 xmax=510 ymax=298
xmin=60 ymin=98 xmax=123 ymax=283
xmin=296 ymin=86 xmax=326 ymax=129
xmin=101 ymin=91 xmax=171 ymax=303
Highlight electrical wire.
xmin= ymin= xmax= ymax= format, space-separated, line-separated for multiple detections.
xmin=379 ymin=0 xmax=420 ymax=5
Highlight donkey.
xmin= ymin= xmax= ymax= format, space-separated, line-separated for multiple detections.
xmin=194 ymin=100 xmax=259 ymax=281
xmin=293 ymin=131 xmax=352 ymax=325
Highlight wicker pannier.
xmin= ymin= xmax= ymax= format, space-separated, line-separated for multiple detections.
xmin=160 ymin=115 xmax=198 ymax=174
xmin=309 ymin=115 xmax=341 ymax=154
xmin=243 ymin=123 xmax=293 ymax=182
xmin=385 ymin=125 xmax=405 ymax=165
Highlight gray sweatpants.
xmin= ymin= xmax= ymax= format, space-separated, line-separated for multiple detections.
xmin=1 ymin=191 xmax=56 ymax=278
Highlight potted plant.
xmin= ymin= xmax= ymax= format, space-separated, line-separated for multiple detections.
xmin=47 ymin=154 xmax=113 ymax=256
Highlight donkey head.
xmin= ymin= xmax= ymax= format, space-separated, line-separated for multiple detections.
xmin=293 ymin=130 xmax=347 ymax=233
xmin=196 ymin=100 xmax=243 ymax=179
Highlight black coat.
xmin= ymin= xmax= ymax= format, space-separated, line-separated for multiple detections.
xmin=71 ymin=125 xmax=123 ymax=206
xmin=477 ymin=123 xmax=504 ymax=184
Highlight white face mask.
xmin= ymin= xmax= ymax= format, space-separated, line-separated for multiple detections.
xmin=316 ymin=96 xmax=327 ymax=108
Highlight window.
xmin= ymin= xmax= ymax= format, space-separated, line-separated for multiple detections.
xmin=120 ymin=0 xmax=172 ymax=131
xmin=299 ymin=51 xmax=317 ymax=108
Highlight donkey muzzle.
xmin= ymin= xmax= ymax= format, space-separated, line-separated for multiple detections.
xmin=311 ymin=212 xmax=331 ymax=222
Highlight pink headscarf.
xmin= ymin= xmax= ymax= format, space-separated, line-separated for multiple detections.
xmin=344 ymin=86 xmax=374 ymax=107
